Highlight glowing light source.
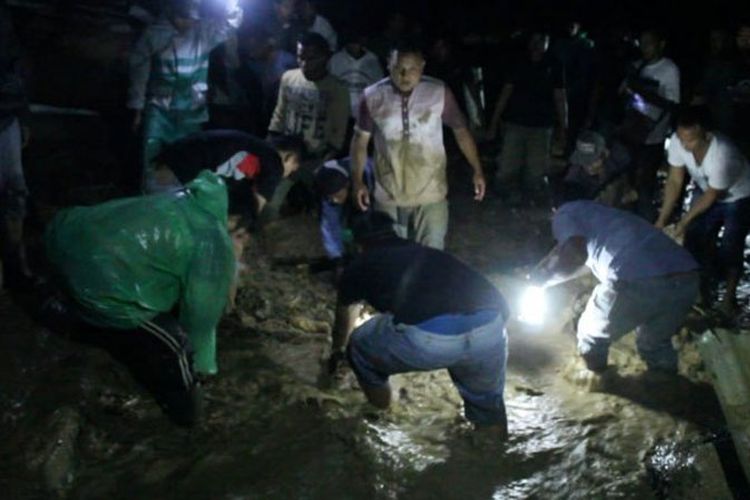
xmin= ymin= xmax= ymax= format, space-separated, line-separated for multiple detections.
xmin=518 ymin=285 xmax=547 ymax=326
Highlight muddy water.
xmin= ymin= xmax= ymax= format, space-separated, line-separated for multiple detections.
xmin=0 ymin=197 xmax=740 ymax=499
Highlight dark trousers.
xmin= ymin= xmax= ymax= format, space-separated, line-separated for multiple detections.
xmin=38 ymin=293 xmax=201 ymax=426
xmin=684 ymin=195 xmax=750 ymax=279
xmin=631 ymin=143 xmax=665 ymax=222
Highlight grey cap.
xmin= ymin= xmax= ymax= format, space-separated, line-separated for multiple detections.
xmin=569 ymin=130 xmax=606 ymax=166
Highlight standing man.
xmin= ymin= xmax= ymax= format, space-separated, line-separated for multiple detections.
xmin=127 ymin=0 xmax=243 ymax=189
xmin=655 ymin=106 xmax=750 ymax=316
xmin=489 ymin=30 xmax=568 ymax=206
xmin=351 ymin=43 xmax=486 ymax=250
xmin=268 ymin=32 xmax=350 ymax=161
xmin=729 ymin=20 xmax=750 ymax=155
xmin=618 ymin=28 xmax=680 ymax=220
xmin=329 ymin=31 xmax=384 ymax=118
xmin=532 ymin=200 xmax=699 ymax=374
xmin=0 ymin=5 xmax=32 ymax=289
xmin=266 ymin=32 xmax=350 ymax=220
xmin=329 ymin=212 xmax=509 ymax=435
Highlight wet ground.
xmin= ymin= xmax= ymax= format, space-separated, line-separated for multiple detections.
xmin=1 ymin=194 xmax=747 ymax=499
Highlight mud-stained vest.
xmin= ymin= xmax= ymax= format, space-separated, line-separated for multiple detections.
xmin=363 ymin=77 xmax=448 ymax=207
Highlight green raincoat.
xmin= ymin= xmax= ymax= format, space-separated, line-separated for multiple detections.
xmin=45 ymin=171 xmax=235 ymax=375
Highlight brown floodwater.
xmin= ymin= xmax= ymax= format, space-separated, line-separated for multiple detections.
xmin=0 ymin=197 xmax=744 ymax=499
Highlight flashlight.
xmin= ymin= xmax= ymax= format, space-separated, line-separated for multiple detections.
xmin=518 ymin=285 xmax=548 ymax=326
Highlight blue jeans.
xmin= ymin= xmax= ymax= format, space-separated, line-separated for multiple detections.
xmin=577 ymin=273 xmax=699 ymax=372
xmin=347 ymin=310 xmax=508 ymax=424
xmin=684 ymin=195 xmax=750 ymax=276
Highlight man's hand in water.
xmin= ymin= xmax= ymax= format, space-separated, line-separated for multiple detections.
xmin=327 ymin=350 xmax=347 ymax=378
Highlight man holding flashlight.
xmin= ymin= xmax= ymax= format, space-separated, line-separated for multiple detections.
xmin=532 ymin=200 xmax=699 ymax=374
xmin=329 ymin=212 xmax=509 ymax=435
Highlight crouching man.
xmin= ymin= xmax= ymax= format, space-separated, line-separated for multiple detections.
xmin=314 ymin=156 xmax=374 ymax=271
xmin=531 ymin=200 xmax=699 ymax=374
xmin=329 ymin=212 xmax=509 ymax=435
xmin=148 ymin=129 xmax=302 ymax=217
xmin=42 ymin=171 xmax=249 ymax=425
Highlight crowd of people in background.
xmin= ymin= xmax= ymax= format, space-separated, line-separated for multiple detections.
xmin=2 ymin=0 xmax=750 ymax=429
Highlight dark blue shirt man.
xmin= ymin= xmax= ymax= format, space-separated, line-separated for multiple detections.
xmin=330 ymin=212 xmax=509 ymax=436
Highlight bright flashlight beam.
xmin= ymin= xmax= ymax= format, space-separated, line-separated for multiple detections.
xmin=518 ymin=285 xmax=547 ymax=326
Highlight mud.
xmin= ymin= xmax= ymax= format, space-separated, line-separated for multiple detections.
xmin=0 ymin=196 xmax=746 ymax=499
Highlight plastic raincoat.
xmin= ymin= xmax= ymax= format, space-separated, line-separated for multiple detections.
xmin=45 ymin=171 xmax=235 ymax=375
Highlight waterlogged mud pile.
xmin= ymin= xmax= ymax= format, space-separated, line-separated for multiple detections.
xmin=0 ymin=200 xmax=739 ymax=499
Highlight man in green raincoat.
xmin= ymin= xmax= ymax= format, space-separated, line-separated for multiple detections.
xmin=42 ymin=171 xmax=243 ymax=425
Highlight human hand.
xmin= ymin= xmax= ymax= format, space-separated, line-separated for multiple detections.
xmin=354 ymin=181 xmax=370 ymax=211
xmin=327 ymin=350 xmax=347 ymax=376
xmin=673 ymin=220 xmax=688 ymax=238
xmin=486 ymin=119 xmax=502 ymax=141
xmin=472 ymin=172 xmax=486 ymax=201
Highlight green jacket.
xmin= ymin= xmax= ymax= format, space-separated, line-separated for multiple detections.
xmin=45 ymin=171 xmax=235 ymax=375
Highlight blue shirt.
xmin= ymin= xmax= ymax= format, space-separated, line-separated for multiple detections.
xmin=552 ymin=201 xmax=698 ymax=282
xmin=319 ymin=157 xmax=374 ymax=258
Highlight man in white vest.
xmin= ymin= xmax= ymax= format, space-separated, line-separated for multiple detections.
xmin=349 ymin=42 xmax=486 ymax=250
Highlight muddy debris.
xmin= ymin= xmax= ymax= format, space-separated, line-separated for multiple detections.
xmin=25 ymin=406 xmax=81 ymax=496
xmin=0 ymin=202 xmax=746 ymax=498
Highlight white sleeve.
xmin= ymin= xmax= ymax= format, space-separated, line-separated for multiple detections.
xmin=666 ymin=133 xmax=686 ymax=167
xmin=707 ymin=143 xmax=744 ymax=190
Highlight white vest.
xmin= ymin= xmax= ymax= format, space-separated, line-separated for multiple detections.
xmin=364 ymin=77 xmax=448 ymax=207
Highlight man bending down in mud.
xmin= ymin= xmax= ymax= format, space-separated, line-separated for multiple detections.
xmin=530 ymin=200 xmax=699 ymax=374
xmin=328 ymin=212 xmax=509 ymax=436
xmin=39 ymin=171 xmax=251 ymax=426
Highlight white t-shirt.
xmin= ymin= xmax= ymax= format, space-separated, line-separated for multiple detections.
xmin=667 ymin=131 xmax=750 ymax=203
xmin=329 ymin=49 xmax=384 ymax=117
xmin=629 ymin=57 xmax=680 ymax=145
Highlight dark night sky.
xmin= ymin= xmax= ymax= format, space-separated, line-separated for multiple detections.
xmin=314 ymin=0 xmax=749 ymax=32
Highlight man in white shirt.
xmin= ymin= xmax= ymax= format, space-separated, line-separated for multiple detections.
xmin=619 ymin=28 xmax=680 ymax=220
xmin=656 ymin=106 xmax=750 ymax=315
xmin=268 ymin=32 xmax=350 ymax=160
xmin=329 ymin=32 xmax=384 ymax=117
